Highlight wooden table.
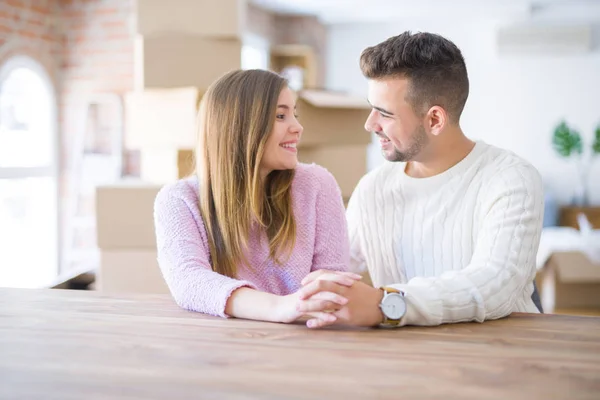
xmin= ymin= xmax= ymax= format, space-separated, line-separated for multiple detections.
xmin=1 ymin=288 xmax=599 ymax=399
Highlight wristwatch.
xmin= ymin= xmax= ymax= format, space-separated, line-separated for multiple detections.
xmin=379 ymin=287 xmax=407 ymax=326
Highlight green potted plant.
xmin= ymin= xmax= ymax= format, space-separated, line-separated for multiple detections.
xmin=593 ymin=125 xmax=600 ymax=155
xmin=552 ymin=121 xmax=600 ymax=206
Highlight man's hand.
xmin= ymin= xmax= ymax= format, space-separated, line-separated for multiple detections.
xmin=275 ymin=270 xmax=363 ymax=324
xmin=296 ymin=273 xmax=385 ymax=329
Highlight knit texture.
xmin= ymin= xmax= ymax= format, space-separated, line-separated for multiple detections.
xmin=154 ymin=163 xmax=349 ymax=318
xmin=347 ymin=141 xmax=545 ymax=326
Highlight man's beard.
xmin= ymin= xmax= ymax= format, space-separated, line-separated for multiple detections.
xmin=384 ymin=125 xmax=428 ymax=162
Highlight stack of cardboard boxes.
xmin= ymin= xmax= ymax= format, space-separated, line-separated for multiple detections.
xmin=295 ymin=90 xmax=371 ymax=205
xmin=96 ymin=0 xmax=245 ymax=293
xmin=96 ymin=183 xmax=167 ymax=294
xmin=94 ymin=1 xmax=373 ymax=294
xmin=130 ymin=0 xmax=245 ymax=183
xmin=125 ymin=87 xmax=200 ymax=183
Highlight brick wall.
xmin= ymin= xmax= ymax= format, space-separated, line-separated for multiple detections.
xmin=0 ymin=0 xmax=63 ymax=91
xmin=60 ymin=0 xmax=134 ymax=93
xmin=59 ymin=0 xmax=136 ymax=273
xmin=59 ymin=0 xmax=135 ymax=176
xmin=0 ymin=0 xmax=136 ymax=275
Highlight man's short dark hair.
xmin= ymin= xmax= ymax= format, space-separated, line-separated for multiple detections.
xmin=360 ymin=31 xmax=469 ymax=123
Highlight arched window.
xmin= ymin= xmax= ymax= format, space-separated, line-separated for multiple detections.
xmin=0 ymin=55 xmax=58 ymax=288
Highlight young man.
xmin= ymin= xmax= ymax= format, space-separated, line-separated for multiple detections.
xmin=296 ymin=31 xmax=545 ymax=329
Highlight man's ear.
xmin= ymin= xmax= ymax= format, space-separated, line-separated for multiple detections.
xmin=426 ymin=106 xmax=447 ymax=136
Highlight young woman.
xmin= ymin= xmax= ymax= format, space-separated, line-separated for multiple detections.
xmin=153 ymin=69 xmax=360 ymax=327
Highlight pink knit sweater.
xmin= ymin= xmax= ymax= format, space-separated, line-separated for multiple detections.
xmin=153 ymin=163 xmax=350 ymax=317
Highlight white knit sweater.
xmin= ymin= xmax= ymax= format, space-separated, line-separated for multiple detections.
xmin=346 ymin=141 xmax=544 ymax=326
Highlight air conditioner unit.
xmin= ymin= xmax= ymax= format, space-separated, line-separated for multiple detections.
xmin=497 ymin=23 xmax=594 ymax=55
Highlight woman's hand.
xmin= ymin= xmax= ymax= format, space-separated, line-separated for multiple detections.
xmin=275 ymin=270 xmax=363 ymax=324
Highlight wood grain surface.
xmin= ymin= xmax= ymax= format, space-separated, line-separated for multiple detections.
xmin=1 ymin=288 xmax=599 ymax=400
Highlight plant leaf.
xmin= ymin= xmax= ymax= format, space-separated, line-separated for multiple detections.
xmin=593 ymin=125 xmax=600 ymax=155
xmin=552 ymin=121 xmax=576 ymax=157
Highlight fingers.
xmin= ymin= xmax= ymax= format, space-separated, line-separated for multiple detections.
xmin=306 ymin=315 xmax=337 ymax=329
xmin=296 ymin=290 xmax=348 ymax=314
xmin=301 ymin=270 xmax=362 ymax=286
xmin=296 ymin=297 xmax=343 ymax=314
xmin=309 ymin=290 xmax=348 ymax=307
xmin=297 ymin=279 xmax=347 ymax=301
xmin=305 ymin=312 xmax=337 ymax=328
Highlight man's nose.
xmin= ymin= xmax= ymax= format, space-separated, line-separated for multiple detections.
xmin=364 ymin=109 xmax=379 ymax=133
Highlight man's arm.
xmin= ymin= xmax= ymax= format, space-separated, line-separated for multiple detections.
xmin=298 ymin=164 xmax=544 ymax=328
xmin=391 ymin=164 xmax=544 ymax=326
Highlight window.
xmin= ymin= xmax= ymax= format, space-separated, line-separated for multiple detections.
xmin=241 ymin=34 xmax=269 ymax=70
xmin=0 ymin=56 xmax=58 ymax=288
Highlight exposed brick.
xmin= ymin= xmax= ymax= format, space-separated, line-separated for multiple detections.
xmin=104 ymin=33 xmax=130 ymax=41
xmin=41 ymin=33 xmax=56 ymax=42
xmin=101 ymin=19 xmax=126 ymax=29
xmin=5 ymin=0 xmax=26 ymax=8
xmin=62 ymin=9 xmax=85 ymax=18
xmin=31 ymin=3 xmax=52 ymax=15
xmin=17 ymin=29 xmax=40 ymax=39
xmin=94 ymin=7 xmax=119 ymax=15
xmin=0 ymin=24 xmax=13 ymax=35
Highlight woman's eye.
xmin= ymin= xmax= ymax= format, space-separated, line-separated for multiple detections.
xmin=276 ymin=114 xmax=285 ymax=120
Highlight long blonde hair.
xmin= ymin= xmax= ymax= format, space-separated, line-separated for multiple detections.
xmin=197 ymin=69 xmax=296 ymax=278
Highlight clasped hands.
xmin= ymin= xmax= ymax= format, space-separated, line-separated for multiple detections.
xmin=282 ymin=270 xmax=385 ymax=329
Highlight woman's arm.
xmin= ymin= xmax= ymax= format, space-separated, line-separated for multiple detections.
xmin=154 ymin=182 xmax=355 ymax=322
xmin=154 ymin=184 xmax=257 ymax=318
xmin=225 ymin=284 xmax=354 ymax=324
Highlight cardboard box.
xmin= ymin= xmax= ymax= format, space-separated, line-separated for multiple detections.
xmin=178 ymin=149 xmax=195 ymax=178
xmin=125 ymin=87 xmax=201 ymax=149
xmin=140 ymin=34 xmax=241 ymax=89
xmin=299 ymin=145 xmax=367 ymax=198
xmin=296 ymin=90 xmax=372 ymax=148
xmin=270 ymin=44 xmax=318 ymax=89
xmin=137 ymin=0 xmax=245 ymax=38
xmin=559 ymin=206 xmax=600 ymax=229
xmin=96 ymin=183 xmax=162 ymax=249
xmin=98 ymin=250 xmax=170 ymax=294
xmin=536 ymin=251 xmax=600 ymax=313
xmin=139 ymin=148 xmax=194 ymax=184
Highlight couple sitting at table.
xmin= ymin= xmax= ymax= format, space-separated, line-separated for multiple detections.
xmin=153 ymin=31 xmax=544 ymax=329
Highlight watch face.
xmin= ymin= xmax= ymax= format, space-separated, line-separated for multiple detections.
xmin=382 ymin=293 xmax=406 ymax=320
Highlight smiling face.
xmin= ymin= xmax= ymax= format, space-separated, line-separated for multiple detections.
xmin=364 ymin=77 xmax=428 ymax=162
xmin=259 ymin=87 xmax=303 ymax=177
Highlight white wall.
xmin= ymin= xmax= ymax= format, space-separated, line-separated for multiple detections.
xmin=326 ymin=18 xmax=600 ymax=206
